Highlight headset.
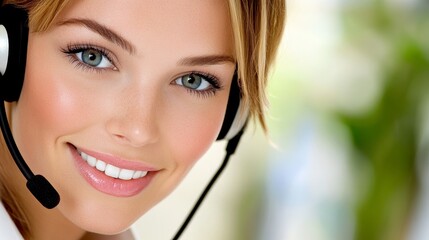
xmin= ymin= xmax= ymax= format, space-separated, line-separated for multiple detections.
xmin=0 ymin=3 xmax=247 ymax=239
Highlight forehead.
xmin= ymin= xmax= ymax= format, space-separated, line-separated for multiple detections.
xmin=54 ymin=0 xmax=234 ymax=58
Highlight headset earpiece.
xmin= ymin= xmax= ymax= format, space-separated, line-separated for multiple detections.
xmin=0 ymin=4 xmax=29 ymax=102
xmin=216 ymin=71 xmax=248 ymax=141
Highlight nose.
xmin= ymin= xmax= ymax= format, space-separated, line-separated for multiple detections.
xmin=105 ymin=89 xmax=160 ymax=148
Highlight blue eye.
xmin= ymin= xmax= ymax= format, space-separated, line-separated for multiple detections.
xmin=174 ymin=72 xmax=223 ymax=98
xmin=75 ymin=49 xmax=114 ymax=69
xmin=176 ymin=73 xmax=211 ymax=90
xmin=62 ymin=44 xmax=117 ymax=71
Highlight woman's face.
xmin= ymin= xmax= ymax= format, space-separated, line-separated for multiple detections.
xmin=11 ymin=0 xmax=235 ymax=234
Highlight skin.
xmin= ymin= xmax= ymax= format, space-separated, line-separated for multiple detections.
xmin=4 ymin=0 xmax=235 ymax=239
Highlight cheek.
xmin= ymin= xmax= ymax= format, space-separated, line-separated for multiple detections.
xmin=16 ymin=75 xmax=75 ymax=135
xmin=165 ymin=96 xmax=228 ymax=170
xmin=149 ymin=96 xmax=228 ymax=208
xmin=11 ymin=37 xmax=87 ymax=171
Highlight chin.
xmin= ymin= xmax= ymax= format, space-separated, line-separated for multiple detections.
xmin=80 ymin=216 xmax=135 ymax=235
xmin=57 ymin=198 xmax=145 ymax=236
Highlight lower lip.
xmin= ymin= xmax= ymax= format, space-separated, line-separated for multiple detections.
xmin=69 ymin=144 xmax=155 ymax=197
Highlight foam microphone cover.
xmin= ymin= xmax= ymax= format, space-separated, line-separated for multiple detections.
xmin=26 ymin=175 xmax=60 ymax=209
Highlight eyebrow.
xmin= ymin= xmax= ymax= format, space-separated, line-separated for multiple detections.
xmin=57 ymin=18 xmax=235 ymax=66
xmin=178 ymin=55 xmax=236 ymax=66
xmin=57 ymin=18 xmax=136 ymax=54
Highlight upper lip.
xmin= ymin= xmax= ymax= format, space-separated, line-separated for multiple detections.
xmin=71 ymin=144 xmax=159 ymax=171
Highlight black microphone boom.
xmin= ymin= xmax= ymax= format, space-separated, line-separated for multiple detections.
xmin=0 ymin=102 xmax=60 ymax=209
xmin=172 ymin=125 xmax=246 ymax=239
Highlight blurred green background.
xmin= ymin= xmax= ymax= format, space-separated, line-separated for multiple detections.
xmin=134 ymin=0 xmax=429 ymax=239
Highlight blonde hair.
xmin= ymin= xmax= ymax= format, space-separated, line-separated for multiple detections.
xmin=1 ymin=0 xmax=286 ymax=237
xmin=228 ymin=0 xmax=286 ymax=130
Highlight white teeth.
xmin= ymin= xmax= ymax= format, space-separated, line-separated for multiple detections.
xmin=105 ymin=164 xmax=120 ymax=178
xmin=133 ymin=171 xmax=147 ymax=179
xmin=81 ymin=152 xmax=88 ymax=161
xmin=87 ymin=155 xmax=97 ymax=167
xmin=96 ymin=160 xmax=106 ymax=171
xmin=119 ymin=169 xmax=134 ymax=180
xmin=79 ymin=151 xmax=148 ymax=180
xmin=132 ymin=171 xmax=142 ymax=179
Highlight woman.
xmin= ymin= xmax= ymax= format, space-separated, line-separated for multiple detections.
xmin=0 ymin=0 xmax=285 ymax=239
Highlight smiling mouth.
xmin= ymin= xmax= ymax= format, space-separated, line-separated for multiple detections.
xmin=78 ymin=150 xmax=148 ymax=180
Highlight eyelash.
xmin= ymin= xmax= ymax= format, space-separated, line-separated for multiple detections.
xmin=177 ymin=71 xmax=224 ymax=98
xmin=60 ymin=43 xmax=223 ymax=98
xmin=61 ymin=43 xmax=117 ymax=73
